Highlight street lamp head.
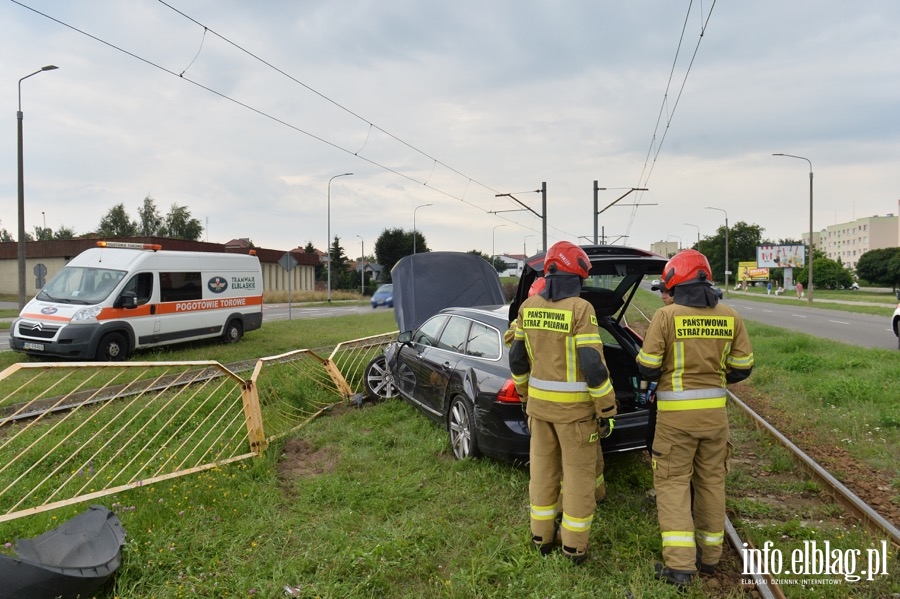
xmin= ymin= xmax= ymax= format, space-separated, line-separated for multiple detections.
xmin=41 ymin=65 xmax=59 ymax=72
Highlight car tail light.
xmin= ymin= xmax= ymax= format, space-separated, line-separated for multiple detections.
xmin=496 ymin=379 xmax=522 ymax=404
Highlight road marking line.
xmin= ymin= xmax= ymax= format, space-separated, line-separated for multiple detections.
xmin=828 ymin=320 xmax=850 ymax=325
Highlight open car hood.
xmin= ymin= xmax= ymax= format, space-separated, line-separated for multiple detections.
xmin=510 ymin=245 xmax=668 ymax=326
xmin=391 ymin=252 xmax=506 ymax=332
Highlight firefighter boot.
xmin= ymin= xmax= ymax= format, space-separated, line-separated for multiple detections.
xmin=655 ymin=562 xmax=695 ymax=588
xmin=562 ymin=545 xmax=588 ymax=565
xmin=531 ymin=516 xmax=561 ymax=555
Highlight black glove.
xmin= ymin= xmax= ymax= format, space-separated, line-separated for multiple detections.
xmin=598 ymin=417 xmax=615 ymax=439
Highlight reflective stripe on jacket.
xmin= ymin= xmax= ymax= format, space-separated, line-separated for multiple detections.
xmin=636 ymin=303 xmax=753 ymax=422
xmin=510 ymin=294 xmax=615 ymax=423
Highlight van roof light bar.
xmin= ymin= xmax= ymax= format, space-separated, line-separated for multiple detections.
xmin=97 ymin=241 xmax=161 ymax=251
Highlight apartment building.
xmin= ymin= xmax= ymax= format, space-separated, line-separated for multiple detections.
xmin=817 ymin=210 xmax=898 ymax=270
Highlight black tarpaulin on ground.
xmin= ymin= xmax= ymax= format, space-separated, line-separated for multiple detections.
xmin=0 ymin=504 xmax=126 ymax=599
xmin=391 ymin=252 xmax=506 ymax=332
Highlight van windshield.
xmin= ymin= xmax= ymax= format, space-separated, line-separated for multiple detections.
xmin=36 ymin=267 xmax=127 ymax=305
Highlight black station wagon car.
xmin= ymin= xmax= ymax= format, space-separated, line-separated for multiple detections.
xmin=364 ymin=246 xmax=668 ymax=464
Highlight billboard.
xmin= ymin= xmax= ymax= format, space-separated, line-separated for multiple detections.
xmin=756 ymin=245 xmax=805 ymax=268
xmin=738 ymin=261 xmax=769 ymax=282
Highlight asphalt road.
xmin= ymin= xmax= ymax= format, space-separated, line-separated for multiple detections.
xmin=722 ymin=295 xmax=898 ymax=350
xmin=3 ymin=295 xmax=896 ymax=352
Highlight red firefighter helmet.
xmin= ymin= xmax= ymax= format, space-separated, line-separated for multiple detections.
xmin=544 ymin=241 xmax=591 ymax=278
xmin=528 ymin=277 xmax=546 ymax=297
xmin=661 ymin=249 xmax=713 ymax=288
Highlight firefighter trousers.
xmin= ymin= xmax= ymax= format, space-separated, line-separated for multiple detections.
xmin=651 ymin=421 xmax=730 ymax=571
xmin=529 ymin=416 xmax=599 ymax=554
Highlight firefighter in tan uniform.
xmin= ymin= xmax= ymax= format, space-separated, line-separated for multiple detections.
xmin=637 ymin=249 xmax=754 ymax=587
xmin=509 ymin=241 xmax=617 ymax=564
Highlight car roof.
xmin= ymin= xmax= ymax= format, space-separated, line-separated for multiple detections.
xmin=438 ymin=305 xmax=509 ymax=324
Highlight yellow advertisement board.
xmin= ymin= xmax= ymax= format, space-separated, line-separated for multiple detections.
xmin=738 ymin=261 xmax=769 ymax=282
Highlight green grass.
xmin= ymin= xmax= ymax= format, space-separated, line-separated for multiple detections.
xmin=2 ymin=302 xmax=899 ymax=598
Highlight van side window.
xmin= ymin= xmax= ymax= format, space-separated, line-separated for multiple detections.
xmin=160 ymin=272 xmax=202 ymax=302
xmin=122 ymin=273 xmax=154 ymax=306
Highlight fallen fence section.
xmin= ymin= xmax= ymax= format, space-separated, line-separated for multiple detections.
xmin=0 ymin=331 xmax=397 ymax=524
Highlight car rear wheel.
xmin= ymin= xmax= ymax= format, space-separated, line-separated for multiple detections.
xmin=364 ymin=356 xmax=398 ymax=400
xmin=96 ymin=332 xmax=129 ymax=361
xmin=448 ymin=396 xmax=481 ymax=460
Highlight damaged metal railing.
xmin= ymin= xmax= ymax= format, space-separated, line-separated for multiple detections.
xmin=0 ymin=331 xmax=397 ymax=524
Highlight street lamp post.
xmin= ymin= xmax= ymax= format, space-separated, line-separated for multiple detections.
xmin=17 ymin=65 xmax=58 ymax=309
xmin=523 ymin=234 xmax=535 ymax=256
xmin=413 ymin=203 xmax=432 ymax=254
xmin=668 ymin=234 xmax=682 ymax=253
xmin=705 ymin=207 xmax=729 ymax=295
xmin=773 ymin=153 xmax=814 ymax=304
xmin=492 ymin=224 xmax=506 ymax=259
xmin=356 ymin=234 xmax=364 ymax=295
xmin=326 ymin=172 xmax=353 ymax=303
xmin=683 ymin=223 xmax=700 ymax=247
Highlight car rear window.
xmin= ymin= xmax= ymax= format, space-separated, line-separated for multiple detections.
xmin=466 ymin=321 xmax=500 ymax=359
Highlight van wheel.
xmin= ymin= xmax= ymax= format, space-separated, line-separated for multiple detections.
xmin=96 ymin=332 xmax=129 ymax=361
xmin=222 ymin=319 xmax=243 ymax=343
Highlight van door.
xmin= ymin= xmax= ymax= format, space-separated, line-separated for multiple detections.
xmin=155 ymin=270 xmax=205 ymax=345
xmin=117 ymin=272 xmax=158 ymax=347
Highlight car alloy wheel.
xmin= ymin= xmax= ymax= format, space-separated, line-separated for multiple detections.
xmin=364 ymin=356 xmax=398 ymax=400
xmin=448 ymin=396 xmax=481 ymax=460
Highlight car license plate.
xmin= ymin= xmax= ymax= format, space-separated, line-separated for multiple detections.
xmin=23 ymin=342 xmax=44 ymax=351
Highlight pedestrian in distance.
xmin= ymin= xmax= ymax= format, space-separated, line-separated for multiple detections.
xmin=636 ymin=249 xmax=754 ymax=588
xmin=509 ymin=241 xmax=617 ymax=565
xmin=766 ymin=281 xmax=772 ymax=295
xmin=795 ymin=281 xmax=804 ymax=299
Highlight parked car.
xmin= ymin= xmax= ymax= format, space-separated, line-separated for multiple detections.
xmin=370 ymin=284 xmax=393 ymax=309
xmin=364 ymin=246 xmax=669 ymax=464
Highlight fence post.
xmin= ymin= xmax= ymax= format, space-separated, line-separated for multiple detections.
xmin=241 ymin=380 xmax=268 ymax=455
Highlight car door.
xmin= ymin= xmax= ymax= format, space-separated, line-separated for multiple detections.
xmin=396 ymin=314 xmax=448 ymax=410
xmin=414 ymin=315 xmax=469 ymax=417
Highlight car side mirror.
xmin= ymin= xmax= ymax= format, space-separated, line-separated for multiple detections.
xmin=116 ymin=290 xmax=138 ymax=309
xmin=398 ymin=331 xmax=412 ymax=345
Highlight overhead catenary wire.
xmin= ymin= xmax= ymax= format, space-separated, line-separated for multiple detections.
xmin=623 ymin=0 xmax=717 ymax=239
xmin=10 ymin=0 xmax=570 ymax=243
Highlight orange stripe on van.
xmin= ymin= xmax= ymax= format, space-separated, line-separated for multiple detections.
xmin=97 ymin=295 xmax=262 ymax=321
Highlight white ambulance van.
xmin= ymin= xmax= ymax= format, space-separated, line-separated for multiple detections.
xmin=10 ymin=242 xmax=263 ymax=361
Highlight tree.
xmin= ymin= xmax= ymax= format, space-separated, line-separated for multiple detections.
xmin=162 ymin=204 xmax=203 ymax=240
xmin=697 ymin=221 xmax=764 ymax=286
xmin=97 ymin=203 xmax=138 ymax=237
xmin=328 ymin=235 xmax=351 ymax=290
xmin=467 ymin=250 xmax=508 ymax=273
xmin=34 ymin=226 xmax=53 ymax=241
xmin=138 ymin=196 xmax=164 ymax=236
xmin=0 ymin=228 xmax=12 ymax=242
xmin=53 ymin=226 xmax=75 ymax=240
xmin=374 ymin=228 xmax=430 ymax=282
xmin=856 ymin=248 xmax=900 ymax=290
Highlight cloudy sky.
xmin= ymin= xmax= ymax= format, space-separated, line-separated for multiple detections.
xmin=2 ymin=1 xmax=898 ymax=260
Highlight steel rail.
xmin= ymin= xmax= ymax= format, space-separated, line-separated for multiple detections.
xmin=729 ymin=390 xmax=900 ymax=548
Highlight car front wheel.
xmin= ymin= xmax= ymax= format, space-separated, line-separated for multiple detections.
xmin=448 ymin=396 xmax=481 ymax=460
xmin=364 ymin=356 xmax=398 ymax=400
